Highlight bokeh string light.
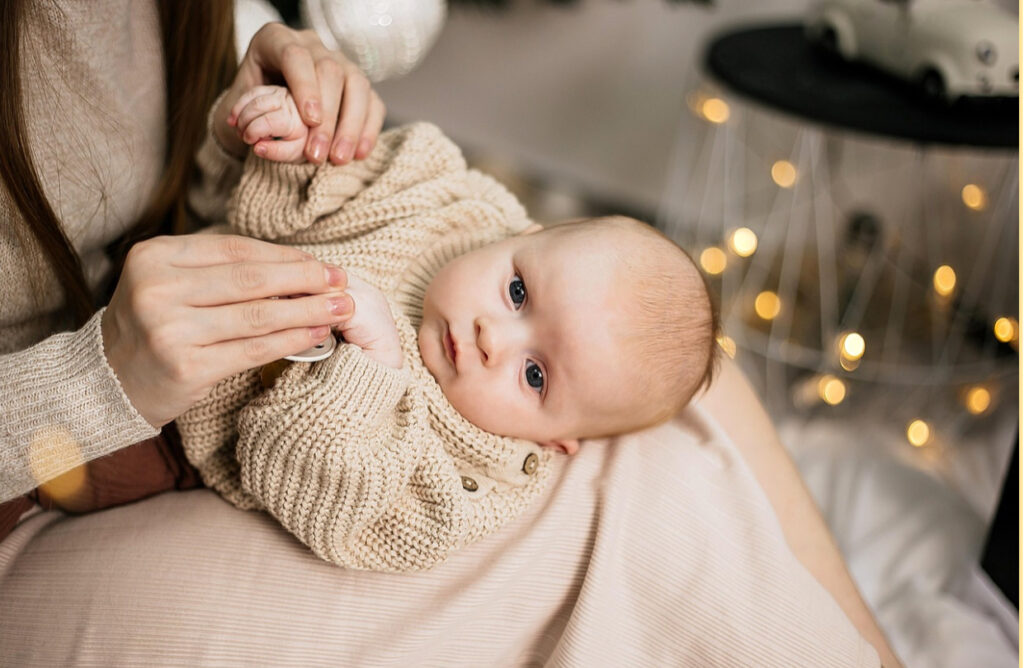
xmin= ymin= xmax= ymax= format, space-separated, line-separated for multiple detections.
xmin=817 ymin=374 xmax=847 ymax=405
xmin=961 ymin=183 xmax=988 ymax=211
xmin=906 ymin=419 xmax=931 ymax=447
xmin=728 ymin=227 xmax=758 ymax=257
xmin=770 ymin=160 xmax=797 ymax=188
xmin=700 ymin=246 xmax=727 ymax=275
xmin=932 ymin=265 xmax=957 ymax=297
xmin=964 ymin=386 xmax=992 ymax=415
xmin=754 ymin=291 xmax=782 ymax=320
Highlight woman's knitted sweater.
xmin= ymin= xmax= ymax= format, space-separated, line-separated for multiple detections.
xmin=177 ymin=123 xmax=553 ymax=572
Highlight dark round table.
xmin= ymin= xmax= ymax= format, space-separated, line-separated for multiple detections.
xmin=704 ymin=24 xmax=1017 ymax=149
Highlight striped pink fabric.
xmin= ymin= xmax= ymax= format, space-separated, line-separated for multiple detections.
xmin=0 ymin=403 xmax=878 ymax=667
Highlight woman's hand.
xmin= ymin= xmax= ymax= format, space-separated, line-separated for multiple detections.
xmin=101 ymin=234 xmax=355 ymax=428
xmin=213 ymin=22 xmax=386 ymax=164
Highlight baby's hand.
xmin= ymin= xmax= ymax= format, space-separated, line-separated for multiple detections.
xmin=228 ymin=85 xmax=309 ymax=163
xmin=337 ymin=274 xmax=404 ymax=369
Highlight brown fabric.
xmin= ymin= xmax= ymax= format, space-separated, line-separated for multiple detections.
xmin=0 ymin=494 xmax=34 ymax=542
xmin=30 ymin=424 xmax=200 ymax=516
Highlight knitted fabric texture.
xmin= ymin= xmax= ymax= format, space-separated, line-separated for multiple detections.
xmin=177 ymin=123 xmax=553 ymax=572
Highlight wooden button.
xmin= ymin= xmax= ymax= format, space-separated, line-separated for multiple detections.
xmin=522 ymin=452 xmax=539 ymax=475
xmin=461 ymin=476 xmax=478 ymax=492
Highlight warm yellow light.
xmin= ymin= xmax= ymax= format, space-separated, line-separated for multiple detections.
xmin=839 ymin=332 xmax=866 ymax=361
xmin=728 ymin=227 xmax=758 ymax=257
xmin=839 ymin=356 xmax=861 ymax=371
xmin=906 ymin=419 xmax=930 ymax=447
xmin=932 ymin=265 xmax=957 ymax=297
xmin=817 ymin=375 xmax=847 ymax=405
xmin=993 ymin=316 xmax=1018 ymax=343
xmin=716 ymin=334 xmax=737 ymax=359
xmin=700 ymin=247 xmax=728 ymax=275
xmin=961 ymin=184 xmax=988 ymax=211
xmin=965 ymin=387 xmax=991 ymax=415
xmin=754 ymin=291 xmax=782 ymax=320
xmin=29 ymin=425 xmax=86 ymax=502
xmin=701 ymin=97 xmax=730 ymax=124
xmin=771 ymin=160 xmax=797 ymax=188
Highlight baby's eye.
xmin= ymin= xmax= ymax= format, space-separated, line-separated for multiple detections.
xmin=509 ymin=275 xmax=527 ymax=309
xmin=525 ymin=361 xmax=544 ymax=393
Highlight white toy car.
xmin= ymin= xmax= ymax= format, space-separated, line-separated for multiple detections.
xmin=805 ymin=0 xmax=1019 ymax=100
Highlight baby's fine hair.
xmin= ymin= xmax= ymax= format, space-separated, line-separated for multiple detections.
xmin=544 ymin=216 xmax=720 ymax=434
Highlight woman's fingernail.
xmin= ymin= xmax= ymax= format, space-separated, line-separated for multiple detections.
xmin=324 ymin=265 xmax=346 ymax=288
xmin=310 ymin=325 xmax=330 ymax=339
xmin=328 ymin=296 xmax=352 ymax=316
xmin=304 ymin=100 xmax=322 ymax=124
xmin=333 ymin=140 xmax=353 ymax=164
xmin=310 ymin=135 xmax=328 ymax=163
xmin=254 ymin=144 xmax=268 ymax=157
xmin=356 ymin=138 xmax=372 ymax=159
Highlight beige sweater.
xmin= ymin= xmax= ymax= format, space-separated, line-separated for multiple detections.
xmin=178 ymin=123 xmax=553 ymax=572
xmin=0 ymin=2 xmax=188 ymax=502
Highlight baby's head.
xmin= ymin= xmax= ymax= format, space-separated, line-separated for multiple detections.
xmin=418 ymin=216 xmax=718 ymax=454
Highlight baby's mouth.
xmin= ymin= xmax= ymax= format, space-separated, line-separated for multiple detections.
xmin=443 ymin=327 xmax=457 ymax=368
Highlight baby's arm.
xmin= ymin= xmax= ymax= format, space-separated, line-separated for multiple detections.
xmin=336 ymin=274 xmax=404 ymax=369
xmin=229 ymin=85 xmax=309 ymax=163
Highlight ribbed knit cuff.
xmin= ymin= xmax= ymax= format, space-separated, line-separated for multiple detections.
xmin=308 ymin=343 xmax=411 ymax=427
xmin=0 ymin=308 xmax=159 ymax=501
xmin=228 ymin=157 xmax=322 ymax=240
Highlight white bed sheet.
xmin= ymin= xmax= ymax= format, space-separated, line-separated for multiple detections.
xmin=782 ymin=418 xmax=1019 ymax=668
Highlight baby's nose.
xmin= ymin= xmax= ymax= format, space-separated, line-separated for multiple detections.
xmin=475 ymin=316 xmax=518 ymax=367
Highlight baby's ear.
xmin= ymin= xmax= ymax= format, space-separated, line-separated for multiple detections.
xmin=521 ymin=223 xmax=544 ymax=235
xmin=541 ymin=438 xmax=579 ymax=456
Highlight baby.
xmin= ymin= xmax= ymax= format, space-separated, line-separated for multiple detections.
xmin=177 ymin=87 xmax=718 ymax=573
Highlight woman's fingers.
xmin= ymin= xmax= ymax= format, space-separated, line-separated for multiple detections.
xmin=183 ymin=259 xmax=348 ymax=306
xmin=195 ymin=326 xmax=335 ymax=383
xmin=356 ymin=92 xmax=386 ymax=160
xmin=196 ymin=293 xmax=353 ymax=345
xmin=303 ymin=55 xmax=345 ymax=164
xmin=154 ymin=234 xmax=314 ymax=268
xmin=233 ymin=24 xmax=385 ymax=163
xmin=331 ymin=66 xmax=371 ymax=164
xmin=275 ymin=34 xmax=323 ymax=126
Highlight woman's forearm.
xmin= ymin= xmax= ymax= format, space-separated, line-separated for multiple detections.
xmin=0 ymin=310 xmax=157 ymax=502
xmin=696 ymin=357 xmax=902 ymax=668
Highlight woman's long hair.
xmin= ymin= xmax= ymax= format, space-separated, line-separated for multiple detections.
xmin=0 ymin=0 xmax=237 ymax=327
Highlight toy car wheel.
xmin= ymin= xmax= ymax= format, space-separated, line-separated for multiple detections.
xmin=919 ymin=69 xmax=947 ymax=102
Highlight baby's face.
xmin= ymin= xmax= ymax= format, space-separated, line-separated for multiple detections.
xmin=418 ymin=227 xmax=633 ymax=454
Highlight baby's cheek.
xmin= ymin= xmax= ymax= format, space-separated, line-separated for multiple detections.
xmin=443 ymin=380 xmax=497 ymax=431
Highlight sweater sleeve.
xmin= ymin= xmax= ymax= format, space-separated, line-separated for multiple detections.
xmin=235 ymin=344 xmax=434 ymax=570
xmin=187 ymin=90 xmax=245 ymax=228
xmin=227 ymin=123 xmax=478 ymax=242
xmin=0 ymin=309 xmax=158 ymax=502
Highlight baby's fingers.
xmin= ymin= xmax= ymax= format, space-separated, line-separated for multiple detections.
xmin=240 ymin=107 xmax=303 ymax=144
xmin=253 ymin=137 xmax=308 ymax=163
xmin=229 ymin=85 xmax=286 ymax=127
